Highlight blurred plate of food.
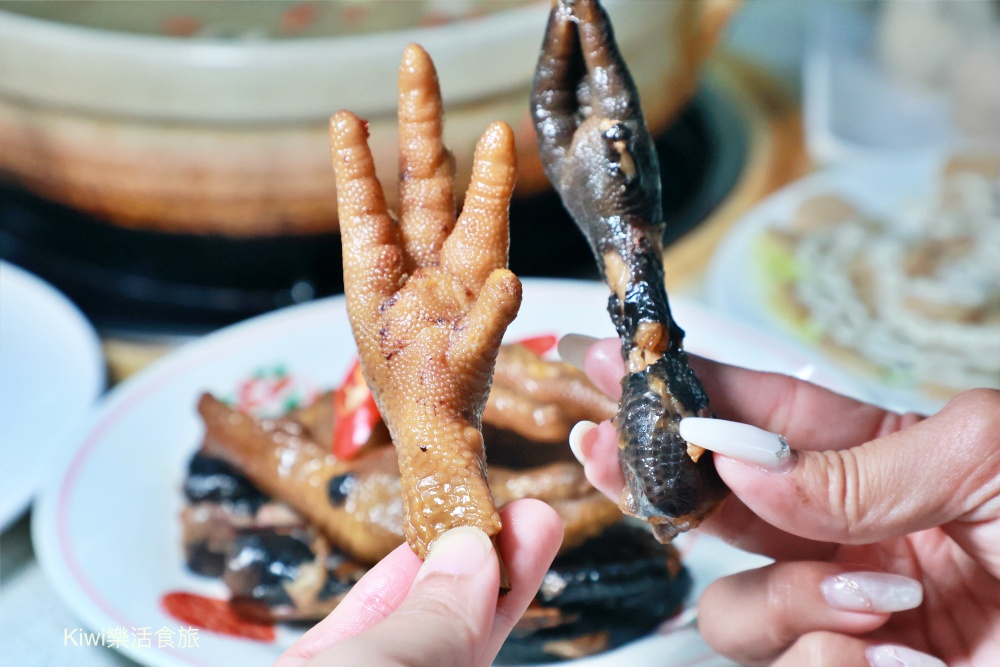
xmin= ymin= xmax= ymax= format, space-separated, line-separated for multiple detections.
xmin=805 ymin=0 xmax=1000 ymax=163
xmin=707 ymin=153 xmax=1000 ymax=414
xmin=0 ymin=261 xmax=104 ymax=531
xmin=32 ymin=278 xmax=861 ymax=667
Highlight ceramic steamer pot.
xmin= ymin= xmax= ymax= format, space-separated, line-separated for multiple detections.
xmin=0 ymin=0 xmax=736 ymax=236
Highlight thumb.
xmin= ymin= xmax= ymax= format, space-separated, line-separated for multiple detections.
xmin=306 ymin=526 xmax=500 ymax=667
xmin=709 ymin=389 xmax=1000 ymax=545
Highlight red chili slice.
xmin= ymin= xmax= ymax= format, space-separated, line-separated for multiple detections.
xmin=331 ymin=359 xmax=381 ymax=460
xmin=281 ymin=2 xmax=321 ymax=34
xmin=514 ymin=334 xmax=558 ymax=356
xmin=161 ymin=15 xmax=200 ymax=37
xmin=328 ymin=335 xmax=555 ymax=460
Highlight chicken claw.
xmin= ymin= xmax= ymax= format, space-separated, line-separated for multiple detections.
xmin=330 ymin=44 xmax=522 ymax=564
xmin=531 ymin=0 xmax=730 ymax=541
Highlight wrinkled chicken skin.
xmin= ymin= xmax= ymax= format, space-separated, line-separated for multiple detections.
xmin=329 ymin=44 xmax=521 ymax=562
xmin=486 ymin=344 xmax=617 ymax=443
xmin=198 ymin=394 xmax=404 ymax=564
xmin=198 ymin=394 xmax=619 ymax=563
xmin=292 ymin=343 xmax=614 ymax=452
xmin=530 ymin=0 xmax=729 ymax=541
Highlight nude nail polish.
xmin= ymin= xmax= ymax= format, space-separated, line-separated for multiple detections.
xmin=558 ymin=334 xmax=598 ymax=371
xmin=867 ymin=645 xmax=946 ymax=667
xmin=822 ymin=572 xmax=923 ymax=613
xmin=678 ymin=417 xmax=794 ymax=470
xmin=417 ymin=527 xmax=494 ymax=580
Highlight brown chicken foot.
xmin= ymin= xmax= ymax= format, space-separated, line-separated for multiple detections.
xmin=530 ymin=0 xmax=729 ymax=541
xmin=199 ymin=392 xmax=622 ymax=562
xmin=486 ymin=343 xmax=616 ymax=443
xmin=330 ymin=44 xmax=524 ymax=587
xmin=198 ymin=394 xmax=405 ymax=564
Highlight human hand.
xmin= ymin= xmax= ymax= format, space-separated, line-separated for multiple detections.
xmin=274 ymin=498 xmax=562 ymax=667
xmin=559 ymin=334 xmax=1000 ymax=666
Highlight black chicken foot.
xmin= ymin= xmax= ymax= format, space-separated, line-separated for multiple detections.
xmin=530 ymin=0 xmax=730 ymax=541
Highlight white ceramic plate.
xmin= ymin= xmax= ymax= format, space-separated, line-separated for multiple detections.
xmin=0 ymin=261 xmax=105 ymax=532
xmin=705 ymin=155 xmax=969 ymax=415
xmin=33 ymin=278 xmax=861 ymax=667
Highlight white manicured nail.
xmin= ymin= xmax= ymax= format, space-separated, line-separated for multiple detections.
xmin=867 ymin=645 xmax=946 ymax=667
xmin=678 ymin=417 xmax=793 ymax=470
xmin=558 ymin=334 xmax=599 ymax=371
xmin=822 ymin=572 xmax=923 ymax=613
xmin=568 ymin=420 xmax=598 ymax=465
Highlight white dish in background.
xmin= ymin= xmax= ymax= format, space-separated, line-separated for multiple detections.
xmin=705 ymin=154 xmax=990 ymax=415
xmin=32 ymin=278 xmax=862 ymax=667
xmin=804 ymin=2 xmax=1000 ymax=165
xmin=0 ymin=261 xmax=105 ymax=532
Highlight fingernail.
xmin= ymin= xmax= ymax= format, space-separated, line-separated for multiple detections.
xmin=569 ymin=420 xmax=598 ymax=465
xmin=558 ymin=334 xmax=598 ymax=371
xmin=678 ymin=417 xmax=794 ymax=471
xmin=867 ymin=645 xmax=946 ymax=667
xmin=822 ymin=572 xmax=923 ymax=613
xmin=417 ymin=527 xmax=494 ymax=580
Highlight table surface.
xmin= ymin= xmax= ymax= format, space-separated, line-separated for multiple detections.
xmin=1 ymin=515 xmax=139 ymax=666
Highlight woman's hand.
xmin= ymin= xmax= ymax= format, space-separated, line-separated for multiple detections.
xmin=560 ymin=334 xmax=1000 ymax=667
xmin=274 ymin=499 xmax=562 ymax=667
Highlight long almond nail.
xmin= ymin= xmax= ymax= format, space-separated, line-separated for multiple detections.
xmin=867 ymin=645 xmax=946 ymax=667
xmin=558 ymin=334 xmax=598 ymax=371
xmin=822 ymin=572 xmax=923 ymax=613
xmin=678 ymin=417 xmax=794 ymax=470
xmin=568 ymin=420 xmax=598 ymax=465
xmin=417 ymin=527 xmax=494 ymax=581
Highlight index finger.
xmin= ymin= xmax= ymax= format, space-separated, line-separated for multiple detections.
xmin=274 ymin=543 xmax=421 ymax=665
xmin=577 ymin=336 xmax=915 ymax=452
xmin=569 ymin=412 xmax=836 ymax=561
xmin=688 ymin=356 xmax=922 ymax=451
xmin=274 ymin=499 xmax=562 ymax=667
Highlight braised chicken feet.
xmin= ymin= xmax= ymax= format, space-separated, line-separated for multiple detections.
xmin=530 ymin=0 xmax=729 ymax=541
xmin=330 ymin=44 xmax=521 ymax=562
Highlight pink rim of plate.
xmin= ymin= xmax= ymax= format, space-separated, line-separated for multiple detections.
xmin=53 ymin=302 xmax=341 ymax=666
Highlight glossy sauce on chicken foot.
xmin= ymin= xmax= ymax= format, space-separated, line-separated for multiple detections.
xmin=330 ymin=44 xmax=521 ymax=581
xmin=530 ymin=0 xmax=729 ymax=542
